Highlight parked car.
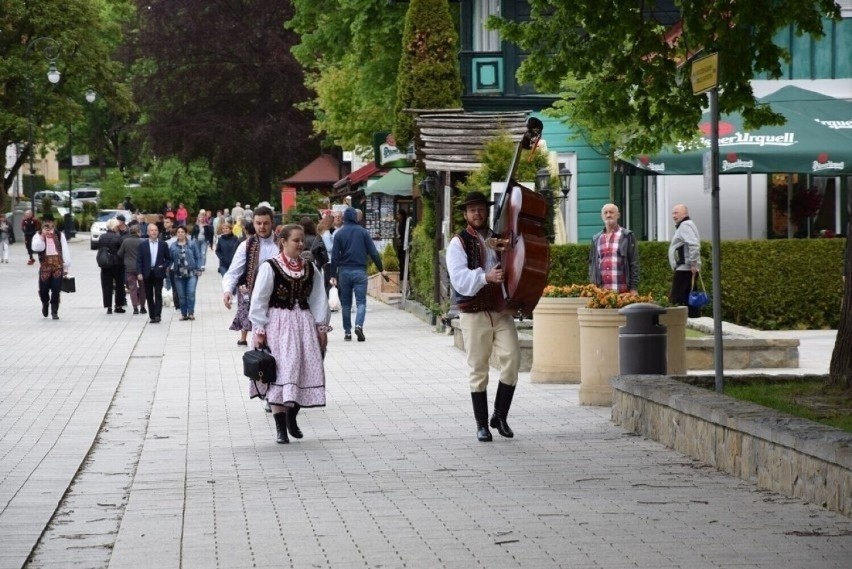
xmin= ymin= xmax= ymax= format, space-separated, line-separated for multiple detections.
xmin=70 ymin=188 xmax=101 ymax=205
xmin=33 ymin=190 xmax=83 ymax=213
xmin=90 ymin=209 xmax=132 ymax=249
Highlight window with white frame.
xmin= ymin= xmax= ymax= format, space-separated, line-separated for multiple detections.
xmin=473 ymin=0 xmax=501 ymax=52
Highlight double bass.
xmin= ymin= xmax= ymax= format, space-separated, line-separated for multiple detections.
xmin=489 ymin=117 xmax=550 ymax=318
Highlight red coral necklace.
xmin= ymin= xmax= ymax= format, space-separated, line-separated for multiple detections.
xmin=281 ymin=253 xmax=303 ymax=272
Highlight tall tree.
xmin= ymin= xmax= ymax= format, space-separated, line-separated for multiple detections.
xmin=495 ymin=0 xmax=841 ymax=157
xmin=0 ymin=0 xmax=134 ymax=207
xmin=289 ymin=0 xmax=407 ymax=151
xmin=393 ymin=0 xmax=462 ymax=148
xmin=131 ymin=0 xmax=319 ymax=203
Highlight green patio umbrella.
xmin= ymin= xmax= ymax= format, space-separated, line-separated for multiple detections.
xmin=632 ymin=86 xmax=852 ymax=175
xmin=364 ymin=168 xmax=413 ymax=196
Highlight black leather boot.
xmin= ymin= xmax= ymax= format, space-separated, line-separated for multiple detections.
xmin=50 ymin=300 xmax=60 ymax=320
xmin=41 ymin=301 xmax=49 ymax=318
xmin=272 ymin=412 xmax=289 ymax=444
xmin=490 ymin=382 xmax=516 ymax=438
xmin=471 ymin=391 xmax=492 ymax=442
xmin=287 ymin=405 xmax=303 ymax=439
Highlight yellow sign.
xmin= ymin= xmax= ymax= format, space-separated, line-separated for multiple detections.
xmin=691 ymin=53 xmax=719 ymax=95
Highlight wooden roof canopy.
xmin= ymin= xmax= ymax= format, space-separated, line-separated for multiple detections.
xmin=411 ymin=110 xmax=530 ymax=172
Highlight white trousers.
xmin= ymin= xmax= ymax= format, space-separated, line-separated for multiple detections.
xmin=0 ymin=240 xmax=8 ymax=261
xmin=459 ymin=310 xmax=520 ymax=392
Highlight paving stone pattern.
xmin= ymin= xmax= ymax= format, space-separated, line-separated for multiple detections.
xmin=0 ymin=238 xmax=850 ymax=569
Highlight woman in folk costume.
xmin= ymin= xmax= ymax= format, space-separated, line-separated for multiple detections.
xmin=249 ymin=224 xmax=330 ymax=444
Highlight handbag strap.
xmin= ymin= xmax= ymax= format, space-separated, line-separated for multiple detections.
xmin=691 ymin=272 xmax=706 ymax=292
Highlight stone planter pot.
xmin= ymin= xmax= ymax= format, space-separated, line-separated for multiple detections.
xmin=660 ymin=306 xmax=687 ymax=375
xmin=530 ymin=297 xmax=589 ymax=383
xmin=367 ymin=271 xmax=400 ymax=297
xmin=577 ymin=307 xmax=625 ymax=406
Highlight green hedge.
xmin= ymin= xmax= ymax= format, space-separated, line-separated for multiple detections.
xmin=548 ymin=239 xmax=844 ymax=330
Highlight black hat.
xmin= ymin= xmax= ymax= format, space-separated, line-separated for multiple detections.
xmin=456 ymin=191 xmax=495 ymax=210
xmin=116 ymin=214 xmax=126 ymax=222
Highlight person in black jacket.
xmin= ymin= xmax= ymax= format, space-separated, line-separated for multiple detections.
xmin=215 ymin=221 xmax=239 ymax=276
xmin=97 ymin=219 xmax=127 ymax=314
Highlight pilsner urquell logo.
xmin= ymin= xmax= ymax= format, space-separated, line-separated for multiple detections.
xmin=721 ymin=152 xmax=754 ymax=171
xmin=813 ymin=152 xmax=845 ymax=172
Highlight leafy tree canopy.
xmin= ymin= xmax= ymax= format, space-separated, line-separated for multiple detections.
xmin=1 ymin=0 xmax=135 ymax=197
xmin=394 ymin=0 xmax=463 ymax=148
xmin=290 ymin=0 xmax=407 ymax=151
xmin=132 ymin=0 xmax=319 ymax=203
xmin=494 ymin=0 xmax=841 ymax=156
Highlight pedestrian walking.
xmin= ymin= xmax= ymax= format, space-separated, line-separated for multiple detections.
xmin=249 ymin=223 xmax=330 ymax=444
xmin=668 ymin=203 xmax=703 ymax=317
xmin=329 ymin=207 xmax=386 ymax=342
xmin=117 ymin=225 xmax=147 ymax=315
xmin=0 ymin=213 xmax=14 ymax=263
xmin=190 ymin=210 xmax=209 ymax=271
xmin=169 ymin=226 xmax=201 ymax=321
xmin=447 ymin=192 xmax=521 ymax=442
xmin=222 ymin=206 xmax=278 ymax=347
xmin=98 ymin=219 xmax=127 ymax=314
xmin=30 ymin=214 xmax=70 ymax=320
xmin=215 ymin=221 xmax=239 ymax=276
xmin=136 ymin=224 xmax=170 ymax=323
xmin=21 ymin=209 xmax=40 ymax=265
xmin=588 ymin=203 xmax=639 ymax=294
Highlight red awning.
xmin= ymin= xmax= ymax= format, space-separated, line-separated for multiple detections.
xmin=333 ymin=162 xmax=385 ymax=190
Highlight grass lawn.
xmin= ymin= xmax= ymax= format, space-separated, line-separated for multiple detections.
xmin=724 ymin=380 xmax=852 ymax=433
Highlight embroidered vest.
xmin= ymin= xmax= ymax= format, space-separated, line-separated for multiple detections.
xmin=454 ymin=229 xmax=499 ymax=313
xmin=267 ymin=260 xmax=314 ymax=310
xmin=37 ymin=232 xmax=63 ymax=262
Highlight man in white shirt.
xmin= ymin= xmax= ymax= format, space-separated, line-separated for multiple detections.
xmin=222 ymin=206 xmax=279 ymax=311
xmin=446 ymin=192 xmax=520 ymax=442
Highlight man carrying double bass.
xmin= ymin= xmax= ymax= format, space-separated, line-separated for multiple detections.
xmin=446 ymin=191 xmax=521 ymax=442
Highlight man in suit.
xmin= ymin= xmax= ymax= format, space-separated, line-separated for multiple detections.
xmin=137 ymin=224 xmax=171 ymax=323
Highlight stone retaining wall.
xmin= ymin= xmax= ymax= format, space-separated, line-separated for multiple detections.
xmin=611 ymin=375 xmax=852 ymax=517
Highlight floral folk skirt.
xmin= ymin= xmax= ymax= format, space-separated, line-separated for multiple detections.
xmin=248 ymin=306 xmax=326 ymax=408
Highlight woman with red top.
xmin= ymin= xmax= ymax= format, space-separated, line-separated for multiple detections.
xmin=175 ymin=203 xmax=189 ymax=227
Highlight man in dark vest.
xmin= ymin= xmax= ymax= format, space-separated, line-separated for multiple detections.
xmin=30 ymin=214 xmax=71 ymax=319
xmin=21 ymin=209 xmax=40 ymax=265
xmin=446 ymin=191 xmax=521 ymax=442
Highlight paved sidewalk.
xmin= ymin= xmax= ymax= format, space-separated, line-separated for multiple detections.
xmin=0 ymin=238 xmax=850 ymax=569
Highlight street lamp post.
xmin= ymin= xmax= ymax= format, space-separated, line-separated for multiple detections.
xmin=65 ymin=89 xmax=97 ymax=239
xmin=24 ymin=37 xmax=62 ymax=215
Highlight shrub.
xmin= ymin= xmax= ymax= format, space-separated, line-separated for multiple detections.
xmin=547 ymin=238 xmax=844 ymax=330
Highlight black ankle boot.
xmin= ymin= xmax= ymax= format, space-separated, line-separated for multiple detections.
xmin=490 ymin=382 xmax=516 ymax=438
xmin=471 ymin=391 xmax=492 ymax=442
xmin=273 ymin=412 xmax=289 ymax=444
xmin=287 ymin=405 xmax=303 ymax=439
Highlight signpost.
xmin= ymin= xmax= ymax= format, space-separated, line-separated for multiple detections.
xmin=691 ymin=52 xmax=725 ymax=394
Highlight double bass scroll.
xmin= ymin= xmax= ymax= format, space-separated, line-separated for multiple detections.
xmin=489 ymin=117 xmax=550 ymax=319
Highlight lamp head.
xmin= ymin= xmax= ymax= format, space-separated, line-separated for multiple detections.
xmin=558 ymin=166 xmax=573 ymax=198
xmin=47 ymin=63 xmax=61 ymax=84
xmin=85 ymin=89 xmax=96 ymax=103
xmin=535 ymin=167 xmax=551 ymax=192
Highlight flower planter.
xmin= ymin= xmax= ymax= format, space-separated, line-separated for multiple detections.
xmin=530 ymin=297 xmax=588 ymax=383
xmin=577 ymin=307 xmax=625 ymax=406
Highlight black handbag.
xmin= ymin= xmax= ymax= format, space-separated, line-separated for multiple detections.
xmin=61 ymin=276 xmax=76 ymax=293
xmin=242 ymin=347 xmax=276 ymax=383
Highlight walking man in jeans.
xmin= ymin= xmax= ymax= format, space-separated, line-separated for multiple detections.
xmin=329 ymin=207 xmax=386 ymax=342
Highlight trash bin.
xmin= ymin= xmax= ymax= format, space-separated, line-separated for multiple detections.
xmin=619 ymin=303 xmax=667 ymax=375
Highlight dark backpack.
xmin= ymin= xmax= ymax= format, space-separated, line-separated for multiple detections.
xmin=96 ymin=246 xmax=116 ymax=269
